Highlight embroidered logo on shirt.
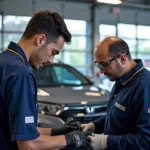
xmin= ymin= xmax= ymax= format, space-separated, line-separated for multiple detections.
xmin=115 ymin=102 xmax=126 ymax=111
xmin=25 ymin=116 xmax=34 ymax=123
xmin=148 ymin=108 xmax=150 ymax=113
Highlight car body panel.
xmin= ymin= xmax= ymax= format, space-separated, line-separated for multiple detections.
xmin=32 ymin=63 xmax=109 ymax=128
xmin=37 ymin=86 xmax=109 ymax=104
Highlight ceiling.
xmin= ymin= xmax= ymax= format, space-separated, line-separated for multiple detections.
xmin=55 ymin=0 xmax=150 ymax=6
xmin=124 ymin=0 xmax=150 ymax=5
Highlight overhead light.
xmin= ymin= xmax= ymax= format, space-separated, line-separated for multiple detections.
xmin=97 ymin=0 xmax=122 ymax=5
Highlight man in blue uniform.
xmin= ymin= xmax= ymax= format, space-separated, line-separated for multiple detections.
xmin=0 ymin=10 xmax=91 ymax=150
xmin=82 ymin=36 xmax=150 ymax=150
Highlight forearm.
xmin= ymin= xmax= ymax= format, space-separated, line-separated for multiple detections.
xmin=37 ymin=127 xmax=52 ymax=136
xmin=17 ymin=134 xmax=66 ymax=150
xmin=35 ymin=135 xmax=66 ymax=149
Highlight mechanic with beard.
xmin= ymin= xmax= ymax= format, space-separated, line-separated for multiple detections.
xmin=81 ymin=36 xmax=150 ymax=150
xmin=0 ymin=10 xmax=91 ymax=150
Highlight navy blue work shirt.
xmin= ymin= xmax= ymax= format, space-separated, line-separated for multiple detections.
xmin=0 ymin=42 xmax=40 ymax=149
xmin=93 ymin=59 xmax=150 ymax=150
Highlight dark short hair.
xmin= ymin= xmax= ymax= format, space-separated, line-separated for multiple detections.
xmin=108 ymin=38 xmax=131 ymax=59
xmin=22 ymin=10 xmax=71 ymax=43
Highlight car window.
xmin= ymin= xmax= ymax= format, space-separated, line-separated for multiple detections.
xmin=32 ymin=66 xmax=54 ymax=87
xmin=52 ymin=65 xmax=81 ymax=85
xmin=32 ymin=64 xmax=92 ymax=87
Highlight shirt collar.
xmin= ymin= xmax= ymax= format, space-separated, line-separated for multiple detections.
xmin=120 ymin=59 xmax=144 ymax=86
xmin=7 ymin=41 xmax=29 ymax=66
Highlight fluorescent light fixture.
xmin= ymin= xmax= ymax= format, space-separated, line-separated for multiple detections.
xmin=85 ymin=92 xmax=101 ymax=97
xmin=97 ymin=0 xmax=122 ymax=5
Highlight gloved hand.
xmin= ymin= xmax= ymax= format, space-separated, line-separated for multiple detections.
xmin=51 ymin=124 xmax=75 ymax=136
xmin=81 ymin=122 xmax=95 ymax=132
xmin=89 ymin=134 xmax=108 ymax=150
xmin=65 ymin=131 xmax=92 ymax=149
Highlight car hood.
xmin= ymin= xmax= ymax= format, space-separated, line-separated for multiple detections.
xmin=37 ymin=85 xmax=109 ymax=104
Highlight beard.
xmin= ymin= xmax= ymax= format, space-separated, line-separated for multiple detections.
xmin=29 ymin=61 xmax=37 ymax=70
xmin=29 ymin=58 xmax=39 ymax=70
xmin=29 ymin=49 xmax=43 ymax=70
xmin=104 ymin=73 xmax=119 ymax=82
xmin=31 ymin=65 xmax=38 ymax=70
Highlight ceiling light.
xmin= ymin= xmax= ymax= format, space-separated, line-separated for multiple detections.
xmin=97 ymin=0 xmax=122 ymax=5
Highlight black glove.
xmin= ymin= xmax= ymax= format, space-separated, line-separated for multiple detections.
xmin=65 ymin=131 xmax=92 ymax=149
xmin=51 ymin=124 xmax=76 ymax=136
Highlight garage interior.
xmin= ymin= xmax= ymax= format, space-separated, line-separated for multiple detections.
xmin=0 ymin=0 xmax=150 ymax=90
xmin=0 ymin=0 xmax=150 ymax=149
xmin=0 ymin=0 xmax=149 ymax=113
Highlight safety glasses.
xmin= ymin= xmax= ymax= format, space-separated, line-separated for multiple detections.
xmin=94 ymin=54 xmax=120 ymax=70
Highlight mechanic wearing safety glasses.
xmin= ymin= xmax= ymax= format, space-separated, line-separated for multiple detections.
xmin=81 ymin=36 xmax=150 ymax=150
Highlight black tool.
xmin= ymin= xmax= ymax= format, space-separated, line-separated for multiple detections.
xmin=66 ymin=117 xmax=83 ymax=132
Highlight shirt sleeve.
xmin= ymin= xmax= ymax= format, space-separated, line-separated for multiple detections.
xmin=107 ymin=84 xmax=150 ymax=150
xmin=93 ymin=116 xmax=106 ymax=134
xmin=6 ymin=72 xmax=40 ymax=141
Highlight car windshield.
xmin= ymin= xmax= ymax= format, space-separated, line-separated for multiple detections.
xmin=32 ymin=64 xmax=92 ymax=87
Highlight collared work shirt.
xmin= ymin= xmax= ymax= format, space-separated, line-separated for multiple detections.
xmin=0 ymin=42 xmax=40 ymax=149
xmin=93 ymin=59 xmax=150 ymax=150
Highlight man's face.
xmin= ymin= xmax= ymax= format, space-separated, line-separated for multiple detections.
xmin=30 ymin=36 xmax=64 ymax=69
xmin=95 ymin=44 xmax=123 ymax=81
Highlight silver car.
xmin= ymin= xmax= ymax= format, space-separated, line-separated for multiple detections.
xmin=32 ymin=63 xmax=109 ymax=128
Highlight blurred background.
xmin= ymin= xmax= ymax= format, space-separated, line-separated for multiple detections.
xmin=0 ymin=0 xmax=150 ymax=90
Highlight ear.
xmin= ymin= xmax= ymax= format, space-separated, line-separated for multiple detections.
xmin=35 ymin=34 xmax=46 ymax=47
xmin=118 ymin=54 xmax=126 ymax=65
